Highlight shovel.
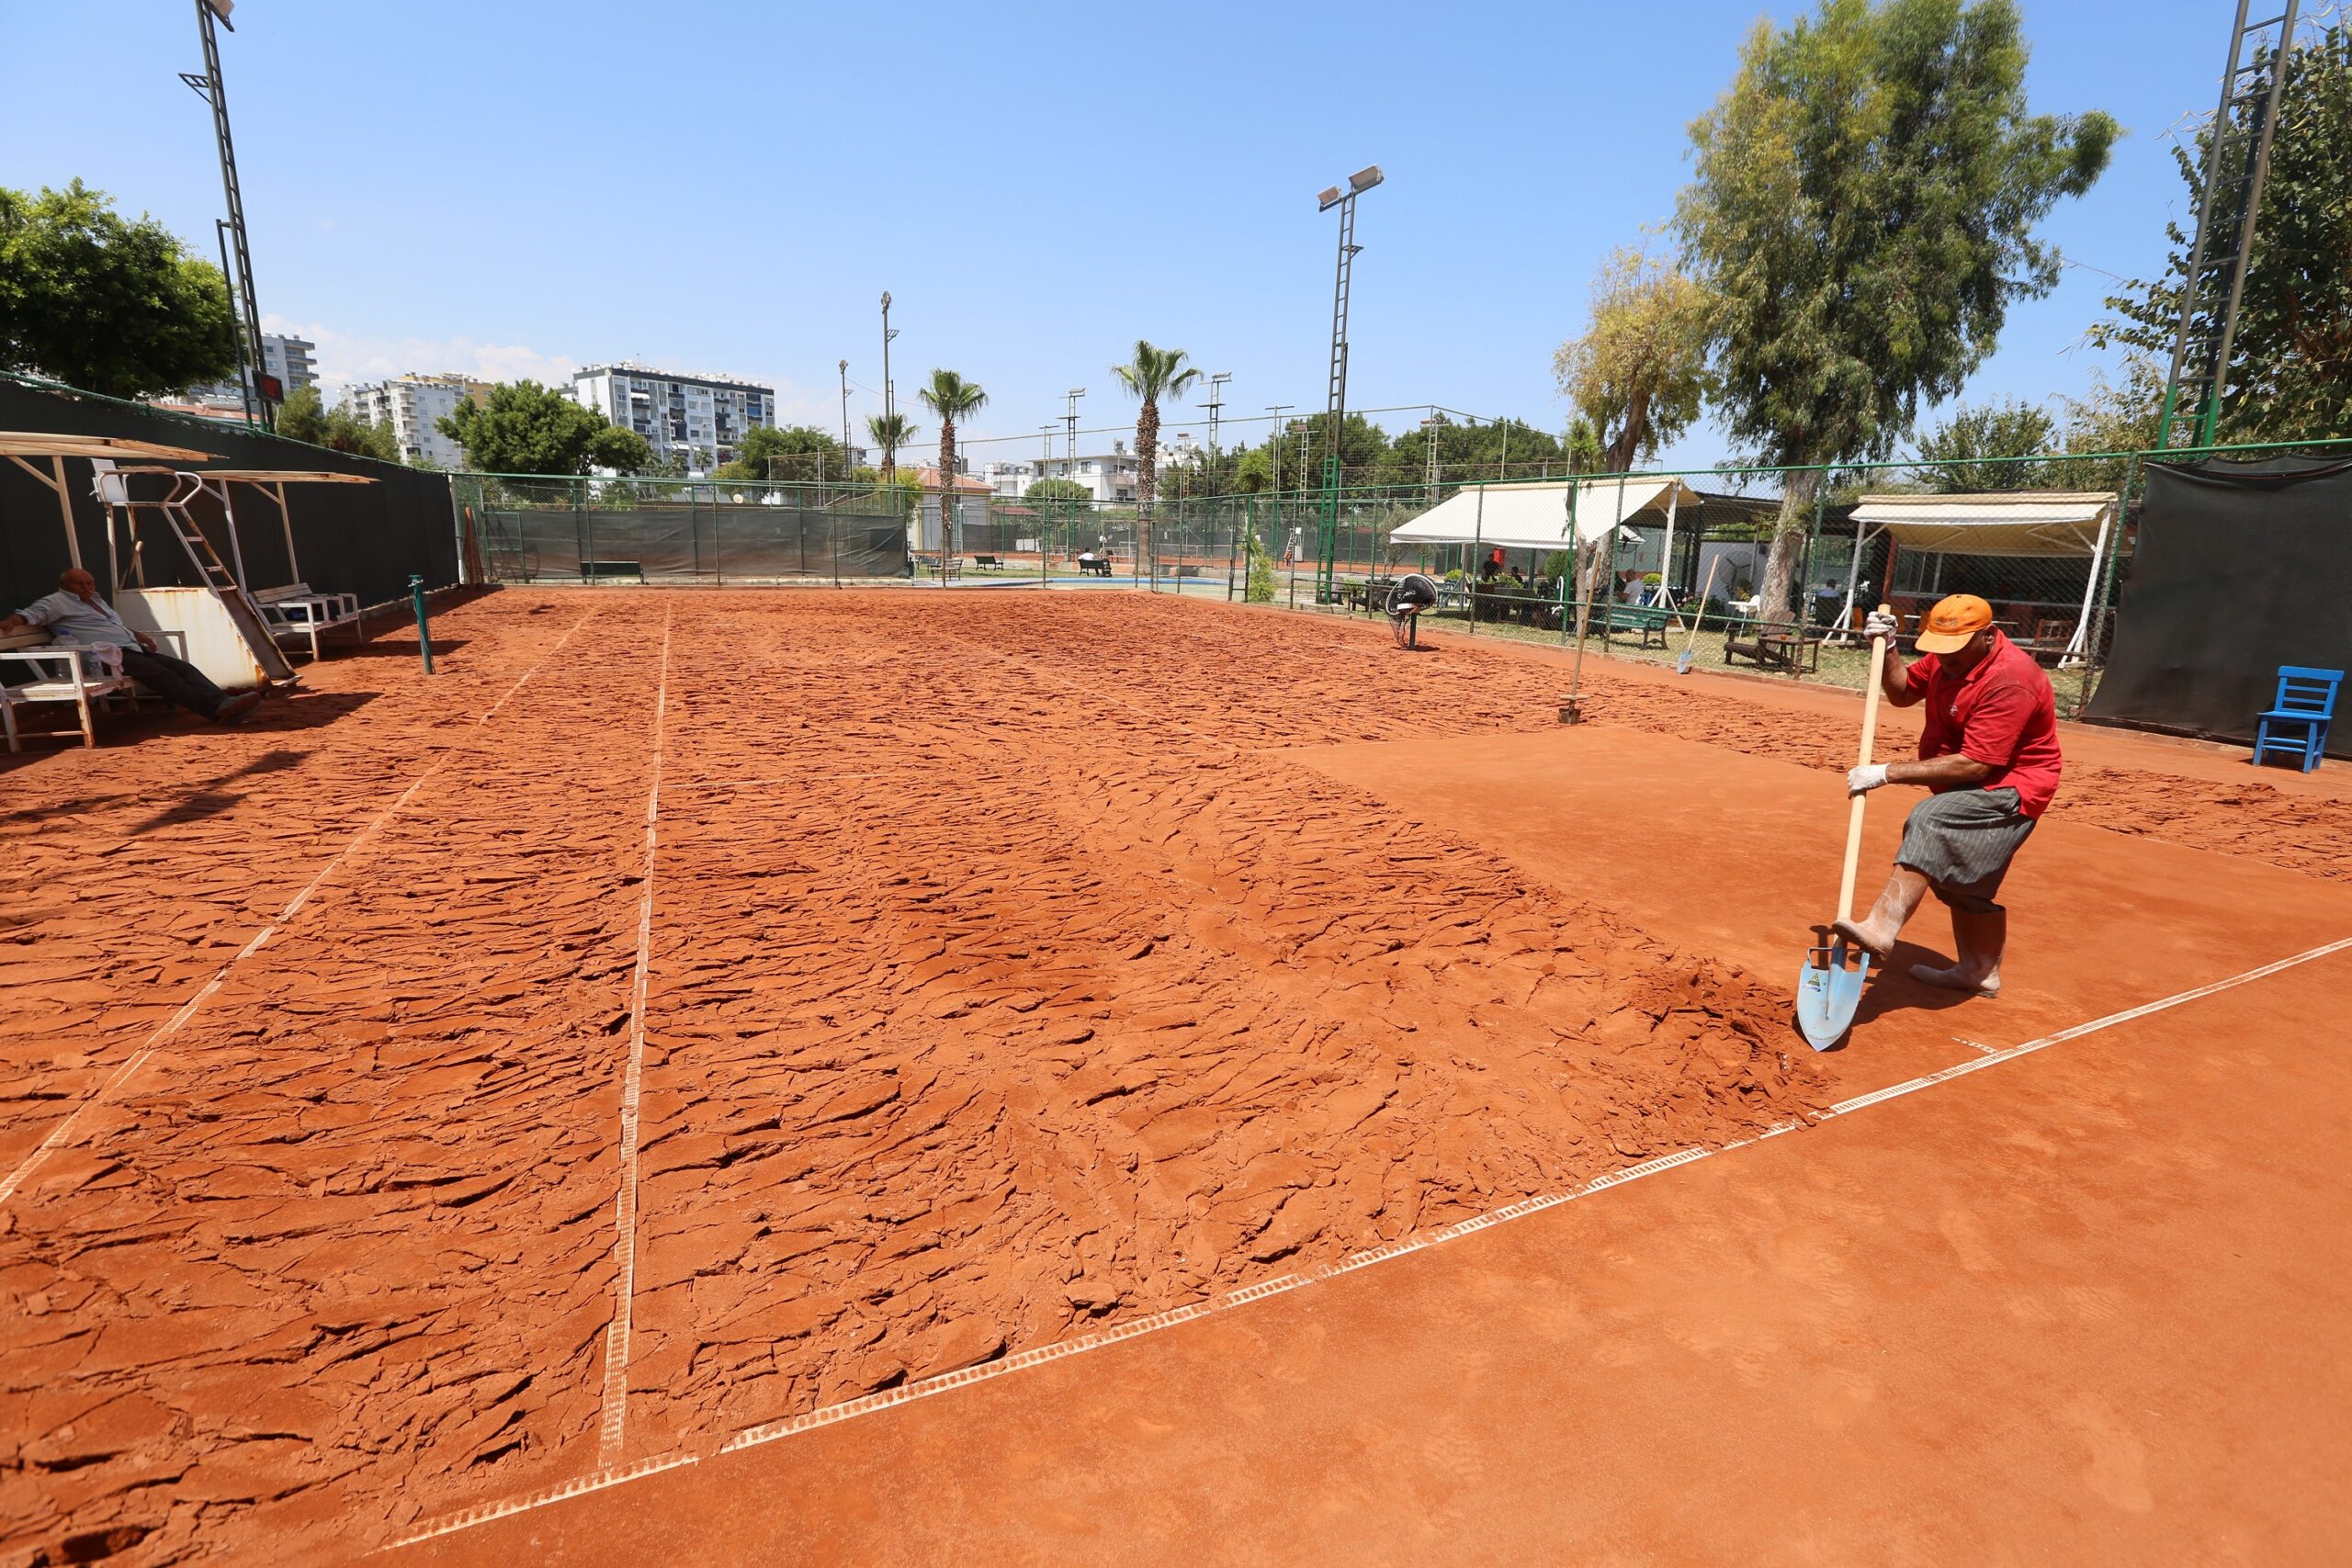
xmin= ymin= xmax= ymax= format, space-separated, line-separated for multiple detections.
xmin=1796 ymin=604 xmax=1894 ymax=1050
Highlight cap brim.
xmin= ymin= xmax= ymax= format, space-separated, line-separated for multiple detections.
xmin=1914 ymin=628 xmax=1975 ymax=654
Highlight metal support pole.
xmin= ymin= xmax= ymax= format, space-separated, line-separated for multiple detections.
xmin=410 ymin=574 xmax=435 ymax=674
xmin=187 ymin=1 xmax=271 ymax=430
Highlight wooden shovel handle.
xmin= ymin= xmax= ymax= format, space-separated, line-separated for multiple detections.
xmin=1836 ymin=604 xmax=1894 ymax=926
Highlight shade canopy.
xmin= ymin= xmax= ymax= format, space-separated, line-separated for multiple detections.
xmin=1387 ymin=477 xmax=1704 ymax=552
xmin=1849 ymin=491 xmax=2118 ymax=557
xmin=198 ymin=469 xmax=378 ymax=485
xmin=0 ymin=432 xmax=217 ymax=462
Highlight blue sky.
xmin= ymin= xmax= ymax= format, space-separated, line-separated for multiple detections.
xmin=8 ymin=1 xmax=2223 ymax=469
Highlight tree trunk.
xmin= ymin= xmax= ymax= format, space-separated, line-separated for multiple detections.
xmin=1758 ymin=468 xmax=1819 ymax=623
xmin=1606 ymin=386 xmax=1652 ymax=474
xmin=938 ymin=421 xmax=956 ymax=577
xmin=1136 ymin=397 xmax=1159 ymax=583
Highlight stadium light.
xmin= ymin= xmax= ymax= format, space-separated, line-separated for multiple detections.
xmin=1312 ymin=162 xmax=1380 ymax=597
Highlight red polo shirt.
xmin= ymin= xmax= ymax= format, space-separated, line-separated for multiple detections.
xmin=1907 ymin=630 xmax=2064 ymax=818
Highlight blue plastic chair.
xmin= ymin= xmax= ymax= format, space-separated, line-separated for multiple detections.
xmin=2253 ymin=666 xmax=2342 ymax=773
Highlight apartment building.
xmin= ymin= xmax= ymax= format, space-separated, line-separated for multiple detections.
xmin=571 ymin=362 xmax=775 ymax=474
xmin=182 ymin=331 xmax=319 ymax=410
xmin=1023 ymin=433 xmax=1204 ymax=504
xmin=260 ymin=333 xmax=319 ymax=394
xmin=342 ymin=374 xmax=496 ymax=469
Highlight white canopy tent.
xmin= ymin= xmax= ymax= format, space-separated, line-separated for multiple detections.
xmin=1842 ymin=491 xmax=2120 ymax=661
xmin=1388 ymin=477 xmax=1706 ymax=606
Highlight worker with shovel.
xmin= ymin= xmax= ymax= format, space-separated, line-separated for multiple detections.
xmin=1831 ymin=594 xmax=2064 ymax=997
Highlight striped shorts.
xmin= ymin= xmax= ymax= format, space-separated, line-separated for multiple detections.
xmin=1896 ymin=787 xmax=2036 ymax=914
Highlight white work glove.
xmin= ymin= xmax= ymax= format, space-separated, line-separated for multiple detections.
xmin=1863 ymin=608 xmax=1899 ymax=640
xmin=1847 ymin=763 xmax=1891 ymax=795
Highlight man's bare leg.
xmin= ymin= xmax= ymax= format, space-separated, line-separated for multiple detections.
xmin=1829 ymin=865 xmax=1931 ymax=959
xmin=1911 ymin=908 xmax=2005 ymax=996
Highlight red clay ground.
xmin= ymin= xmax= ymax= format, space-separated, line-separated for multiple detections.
xmin=3 ymin=591 xmax=2347 ymax=1564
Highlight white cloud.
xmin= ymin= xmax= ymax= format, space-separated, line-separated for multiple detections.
xmin=264 ymin=314 xmax=578 ymax=398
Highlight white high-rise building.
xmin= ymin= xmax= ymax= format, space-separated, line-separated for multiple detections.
xmin=181 ymin=331 xmax=319 ymax=410
xmin=259 ymin=333 xmax=318 ymax=394
xmin=571 ymin=363 xmax=775 ymax=474
xmin=343 ymin=374 xmax=495 ymax=469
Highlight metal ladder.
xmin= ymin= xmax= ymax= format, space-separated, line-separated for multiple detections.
xmin=2159 ymin=0 xmax=2301 ymax=450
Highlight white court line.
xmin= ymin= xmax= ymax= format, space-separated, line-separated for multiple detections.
xmin=0 ymin=610 xmax=597 ymax=1212
xmin=596 ymin=605 xmax=673 ymax=1470
xmin=386 ymin=931 xmax=2352 ymax=1551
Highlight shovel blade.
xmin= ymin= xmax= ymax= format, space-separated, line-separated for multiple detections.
xmin=1795 ymin=940 xmax=1871 ymax=1051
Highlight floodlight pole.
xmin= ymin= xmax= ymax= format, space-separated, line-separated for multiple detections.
xmin=1422 ymin=414 xmax=1440 ymax=507
xmin=879 ymin=292 xmax=898 ymax=470
xmin=1204 ymin=373 xmax=1231 ymax=492
xmin=838 ymin=358 xmax=851 ymax=472
xmin=184 ymin=0 xmax=272 ymax=430
xmin=1317 ymin=166 xmax=1381 ymax=602
xmin=1266 ymin=404 xmax=1294 ymax=496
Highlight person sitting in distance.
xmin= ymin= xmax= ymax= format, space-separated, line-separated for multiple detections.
xmin=2 ymin=569 xmax=263 ymax=725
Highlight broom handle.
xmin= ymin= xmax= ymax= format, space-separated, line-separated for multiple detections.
xmin=1836 ymin=604 xmax=1895 ymax=925
xmin=1681 ymin=557 xmax=1721 ymax=651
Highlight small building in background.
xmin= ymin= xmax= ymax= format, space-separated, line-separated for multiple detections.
xmin=342 ymin=374 xmax=496 ymax=469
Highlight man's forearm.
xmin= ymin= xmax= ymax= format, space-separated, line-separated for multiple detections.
xmin=1887 ymin=753 xmax=1992 ymax=787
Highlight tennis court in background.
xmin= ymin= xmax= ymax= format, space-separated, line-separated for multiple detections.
xmin=5 ymin=590 xmax=2348 ymax=1565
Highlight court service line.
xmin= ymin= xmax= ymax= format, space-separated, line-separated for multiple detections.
xmin=596 ymin=605 xmax=673 ymax=1470
xmin=0 ymin=610 xmax=598 ymax=1212
xmin=386 ymin=931 xmax=2352 ymax=1551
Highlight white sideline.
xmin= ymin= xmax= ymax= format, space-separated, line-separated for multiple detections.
xmin=384 ymin=931 xmax=2352 ymax=1551
xmin=596 ymin=606 xmax=673 ymax=1469
xmin=0 ymin=611 xmax=599 ymax=1211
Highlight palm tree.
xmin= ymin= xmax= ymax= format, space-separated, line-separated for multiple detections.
xmin=865 ymin=411 xmax=914 ymax=479
xmin=1112 ymin=340 xmax=1200 ymax=580
xmin=914 ymin=369 xmax=988 ymax=576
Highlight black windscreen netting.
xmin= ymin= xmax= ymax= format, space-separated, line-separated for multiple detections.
xmin=481 ymin=499 xmax=910 ymax=581
xmin=2086 ymin=457 xmax=2352 ymax=757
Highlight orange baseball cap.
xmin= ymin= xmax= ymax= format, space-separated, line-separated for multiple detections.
xmin=1915 ymin=593 xmax=1994 ymax=655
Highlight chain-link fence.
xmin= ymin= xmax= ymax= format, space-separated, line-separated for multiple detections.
xmin=1134 ymin=451 xmax=2173 ymax=717
xmin=452 ymin=473 xmax=913 ymax=584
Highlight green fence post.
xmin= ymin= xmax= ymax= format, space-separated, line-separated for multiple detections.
xmin=2075 ymin=451 xmax=2141 ymax=719
xmin=410 ymin=573 xmax=435 ymax=674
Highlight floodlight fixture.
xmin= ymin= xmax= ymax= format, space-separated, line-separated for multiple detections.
xmin=1349 ymin=164 xmax=1384 ymax=195
xmin=1317 ymin=185 xmax=1343 ymax=212
xmin=205 ymin=0 xmax=235 ymax=28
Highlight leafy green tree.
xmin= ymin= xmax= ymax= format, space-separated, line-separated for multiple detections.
xmin=1024 ymin=477 xmax=1091 ymax=502
xmin=914 ymin=370 xmax=987 ymax=558
xmin=1554 ymin=244 xmax=1715 ymax=471
xmin=2095 ymin=18 xmax=2352 ymax=445
xmin=1676 ymin=0 xmax=2116 ymax=615
xmin=0 ymin=180 xmax=237 ymax=400
xmin=1910 ymin=400 xmax=2059 ymax=491
xmin=2054 ymin=351 xmax=2165 ymax=493
xmin=277 ymin=386 xmax=399 ymax=461
xmin=589 ymin=425 xmax=652 ymax=475
xmin=718 ymin=423 xmax=842 ymax=482
xmin=1111 ymin=340 xmax=1202 ymax=567
xmin=437 ymin=379 xmax=625 ymax=475
xmin=865 ymin=411 xmax=914 ymax=479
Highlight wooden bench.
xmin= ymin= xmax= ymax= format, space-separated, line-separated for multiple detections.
xmin=0 ymin=631 xmax=133 ymax=751
xmin=1075 ymin=555 xmax=1114 ymax=577
xmin=973 ymin=554 xmax=1003 ymax=570
xmin=1723 ymin=615 xmax=1823 ymax=672
xmin=1600 ymin=604 xmax=1670 ymax=649
xmin=254 ymin=581 xmax=363 ymax=661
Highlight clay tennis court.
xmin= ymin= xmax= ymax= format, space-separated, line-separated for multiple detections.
xmin=5 ymin=590 xmax=2349 ymax=1564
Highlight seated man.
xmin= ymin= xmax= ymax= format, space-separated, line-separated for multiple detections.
xmin=2 ymin=569 xmax=262 ymax=725
xmin=1832 ymin=593 xmax=2063 ymax=997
